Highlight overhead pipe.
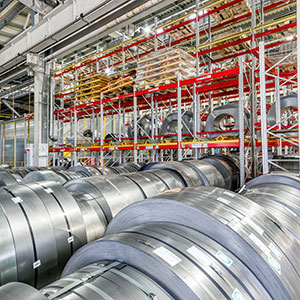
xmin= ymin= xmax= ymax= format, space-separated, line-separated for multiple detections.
xmin=44 ymin=0 xmax=163 ymax=61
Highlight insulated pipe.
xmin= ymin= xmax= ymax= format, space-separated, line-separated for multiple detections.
xmin=44 ymin=0 xmax=164 ymax=61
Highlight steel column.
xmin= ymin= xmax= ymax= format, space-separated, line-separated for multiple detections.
xmin=239 ymin=56 xmax=245 ymax=185
xmin=133 ymin=86 xmax=138 ymax=163
xmin=177 ymin=73 xmax=182 ymax=161
xmin=250 ymin=0 xmax=258 ymax=177
xmin=100 ymin=94 xmax=104 ymax=166
xmin=275 ymin=67 xmax=282 ymax=155
xmin=297 ymin=0 xmax=300 ymax=174
xmin=259 ymin=41 xmax=269 ymax=174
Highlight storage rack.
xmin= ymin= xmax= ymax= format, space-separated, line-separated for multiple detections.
xmin=48 ymin=0 xmax=298 ymax=180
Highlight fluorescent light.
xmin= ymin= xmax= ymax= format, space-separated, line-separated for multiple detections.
xmin=144 ymin=26 xmax=152 ymax=33
xmin=188 ymin=13 xmax=196 ymax=20
xmin=286 ymin=35 xmax=294 ymax=41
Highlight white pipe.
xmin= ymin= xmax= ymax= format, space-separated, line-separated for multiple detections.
xmin=44 ymin=0 xmax=162 ymax=61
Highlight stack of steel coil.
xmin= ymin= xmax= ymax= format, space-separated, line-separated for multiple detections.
xmin=0 ymin=155 xmax=239 ymax=291
xmin=0 ymin=181 xmax=87 ymax=288
xmin=3 ymin=172 xmax=300 ymax=299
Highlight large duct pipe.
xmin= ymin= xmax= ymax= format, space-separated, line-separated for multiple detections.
xmin=44 ymin=0 xmax=164 ymax=61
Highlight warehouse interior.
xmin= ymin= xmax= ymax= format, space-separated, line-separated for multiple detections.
xmin=0 ymin=0 xmax=299 ymax=299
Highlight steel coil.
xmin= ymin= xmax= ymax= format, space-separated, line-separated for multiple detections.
xmin=267 ymin=94 xmax=298 ymax=128
xmin=205 ymin=104 xmax=250 ymax=139
xmin=42 ymin=260 xmax=174 ymax=299
xmin=0 ymin=182 xmax=86 ymax=288
xmin=127 ymin=115 xmax=152 ymax=138
xmin=139 ymin=161 xmax=203 ymax=186
xmin=183 ymin=160 xmax=225 ymax=188
xmin=90 ymin=165 xmax=115 ymax=175
xmin=106 ymin=186 xmax=300 ymax=300
xmin=120 ymin=162 xmax=141 ymax=171
xmin=242 ymin=172 xmax=300 ymax=240
xmin=24 ymin=170 xmax=66 ymax=185
xmin=0 ymin=168 xmax=20 ymax=186
xmin=54 ymin=170 xmax=82 ymax=182
xmin=161 ymin=111 xmax=193 ymax=137
xmin=69 ymin=166 xmax=96 ymax=177
xmin=201 ymin=154 xmax=241 ymax=190
xmin=0 ymin=282 xmax=47 ymax=300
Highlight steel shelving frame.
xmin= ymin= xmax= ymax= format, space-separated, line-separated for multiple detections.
xmin=48 ymin=0 xmax=298 ymax=179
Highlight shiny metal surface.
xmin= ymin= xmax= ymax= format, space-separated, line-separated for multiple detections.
xmin=161 ymin=111 xmax=193 ymax=137
xmin=142 ymin=169 xmax=185 ymax=189
xmin=42 ymin=262 xmax=173 ymax=300
xmin=106 ymin=186 xmax=298 ymax=300
xmin=183 ymin=160 xmax=225 ymax=187
xmin=205 ymin=104 xmax=250 ymax=139
xmin=54 ymin=170 xmax=82 ymax=182
xmin=0 ymin=282 xmax=48 ymax=300
xmin=69 ymin=166 xmax=94 ymax=177
xmin=127 ymin=115 xmax=152 ymax=138
xmin=24 ymin=170 xmax=66 ymax=185
xmin=142 ymin=161 xmax=202 ymax=186
xmin=71 ymin=191 xmax=107 ymax=242
xmin=63 ymin=222 xmax=273 ymax=300
xmin=90 ymin=165 xmax=115 ymax=175
xmin=0 ymin=169 xmax=18 ymax=186
xmin=0 ymin=182 xmax=86 ymax=288
xmin=122 ymin=172 xmax=169 ymax=198
xmin=245 ymin=172 xmax=300 ymax=191
xmin=201 ymin=154 xmax=241 ymax=190
xmin=267 ymin=94 xmax=298 ymax=130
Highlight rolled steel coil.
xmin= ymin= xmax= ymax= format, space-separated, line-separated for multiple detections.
xmin=201 ymin=154 xmax=241 ymax=190
xmin=106 ymin=186 xmax=300 ymax=300
xmin=90 ymin=165 xmax=115 ymax=175
xmin=205 ymin=104 xmax=250 ymax=139
xmin=64 ymin=168 xmax=185 ymax=242
xmin=9 ymin=168 xmax=31 ymax=178
xmin=267 ymin=94 xmax=298 ymax=128
xmin=69 ymin=166 xmax=96 ymax=177
xmin=139 ymin=160 xmax=204 ymax=186
xmin=0 ymin=182 xmax=87 ymax=288
xmin=3 ymin=221 xmax=276 ymax=299
xmin=110 ymin=165 xmax=134 ymax=174
xmin=0 ymin=282 xmax=47 ymax=300
xmin=24 ymin=170 xmax=66 ymax=185
xmin=161 ymin=111 xmax=193 ymax=137
xmin=242 ymin=172 xmax=300 ymax=240
xmin=183 ymin=160 xmax=225 ymax=188
xmin=54 ymin=170 xmax=82 ymax=182
xmin=0 ymin=168 xmax=20 ymax=186
xmin=120 ymin=162 xmax=141 ymax=171
xmin=142 ymin=156 xmax=238 ymax=190
xmin=127 ymin=114 xmax=152 ymax=138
